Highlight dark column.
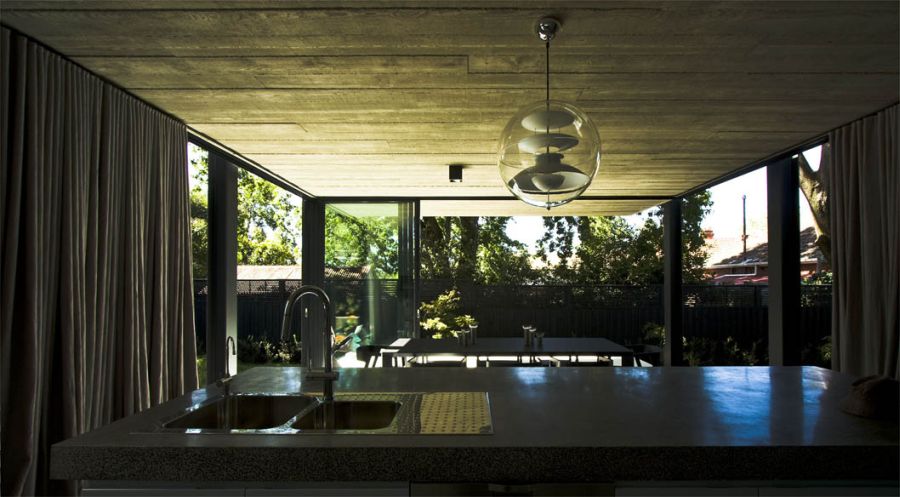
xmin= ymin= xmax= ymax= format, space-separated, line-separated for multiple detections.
xmin=767 ymin=156 xmax=801 ymax=366
xmin=663 ymin=199 xmax=684 ymax=366
xmin=301 ymin=199 xmax=326 ymax=368
xmin=207 ymin=153 xmax=238 ymax=381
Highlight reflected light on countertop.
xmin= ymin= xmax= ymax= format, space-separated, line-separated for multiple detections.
xmin=513 ymin=367 xmax=548 ymax=386
xmin=702 ymin=367 xmax=772 ymax=444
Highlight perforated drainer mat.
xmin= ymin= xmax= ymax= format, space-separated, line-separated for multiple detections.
xmin=418 ymin=392 xmax=492 ymax=434
xmin=327 ymin=392 xmax=492 ymax=434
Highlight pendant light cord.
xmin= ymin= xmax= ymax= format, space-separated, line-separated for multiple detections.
xmin=545 ymin=40 xmax=551 ymax=153
xmin=545 ymin=40 xmax=551 ymax=108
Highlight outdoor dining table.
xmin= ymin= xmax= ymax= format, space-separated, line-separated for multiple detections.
xmin=392 ymin=337 xmax=636 ymax=366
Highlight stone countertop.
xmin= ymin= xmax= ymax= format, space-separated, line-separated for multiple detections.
xmin=50 ymin=366 xmax=899 ymax=483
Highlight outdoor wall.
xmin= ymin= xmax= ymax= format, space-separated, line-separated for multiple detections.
xmin=193 ymin=278 xmax=832 ymax=366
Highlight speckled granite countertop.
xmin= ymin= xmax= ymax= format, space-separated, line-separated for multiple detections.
xmin=50 ymin=366 xmax=898 ymax=483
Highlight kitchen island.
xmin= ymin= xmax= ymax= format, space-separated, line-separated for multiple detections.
xmin=52 ymin=366 xmax=898 ymax=493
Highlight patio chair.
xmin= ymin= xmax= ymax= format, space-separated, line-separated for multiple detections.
xmin=626 ymin=344 xmax=662 ymax=367
xmin=356 ymin=345 xmax=383 ymax=368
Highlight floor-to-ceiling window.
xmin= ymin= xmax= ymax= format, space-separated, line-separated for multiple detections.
xmin=679 ymin=153 xmax=830 ymax=367
xmin=681 ymin=173 xmax=769 ymax=366
xmin=324 ymin=202 xmax=417 ymax=367
xmin=417 ymin=212 xmax=668 ymax=361
xmin=797 ymin=145 xmax=832 ymax=367
xmin=188 ymin=143 xmax=304 ymax=382
xmin=233 ymin=168 xmax=303 ymax=375
xmin=188 ymin=143 xmax=210 ymax=384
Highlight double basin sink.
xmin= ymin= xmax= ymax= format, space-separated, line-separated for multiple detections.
xmin=159 ymin=392 xmax=492 ymax=435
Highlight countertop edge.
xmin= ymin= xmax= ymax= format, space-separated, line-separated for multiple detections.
xmin=51 ymin=444 xmax=900 ymax=483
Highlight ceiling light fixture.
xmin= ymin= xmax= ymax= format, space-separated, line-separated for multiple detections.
xmin=497 ymin=17 xmax=601 ymax=210
xmin=449 ymin=164 xmax=463 ymax=182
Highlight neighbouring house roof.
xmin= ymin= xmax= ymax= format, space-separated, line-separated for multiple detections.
xmin=236 ymin=265 xmax=369 ymax=280
xmin=710 ymin=226 xmax=824 ymax=267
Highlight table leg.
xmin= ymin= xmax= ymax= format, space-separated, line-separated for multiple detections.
xmin=381 ymin=351 xmax=396 ymax=368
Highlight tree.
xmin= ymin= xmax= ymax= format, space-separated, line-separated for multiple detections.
xmin=188 ymin=149 xmax=302 ymax=279
xmin=575 ymin=216 xmax=640 ymax=284
xmin=236 ymin=164 xmax=301 ymax=266
xmin=420 ymin=217 xmax=455 ymax=279
xmin=536 ymin=216 xmax=580 ymax=282
xmin=476 ymin=217 xmax=536 ymax=284
xmin=324 ymin=208 xmax=398 ymax=278
xmin=420 ymin=216 xmax=537 ymax=284
xmin=798 ymin=147 xmax=832 ymax=266
xmin=536 ymin=192 xmax=713 ymax=284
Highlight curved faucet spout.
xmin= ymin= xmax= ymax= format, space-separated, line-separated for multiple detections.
xmin=281 ymin=285 xmax=332 ymax=342
xmin=280 ymin=285 xmax=339 ymax=403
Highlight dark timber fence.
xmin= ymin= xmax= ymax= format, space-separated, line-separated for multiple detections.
xmin=194 ymin=279 xmax=832 ymax=353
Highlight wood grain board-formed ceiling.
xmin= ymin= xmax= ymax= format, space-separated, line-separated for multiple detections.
xmin=2 ymin=1 xmax=897 ymax=216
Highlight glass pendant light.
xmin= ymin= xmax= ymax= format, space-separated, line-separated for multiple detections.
xmin=498 ymin=18 xmax=602 ymax=209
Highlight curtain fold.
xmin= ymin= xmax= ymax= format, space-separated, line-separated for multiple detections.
xmin=1 ymin=27 xmax=198 ymax=496
xmin=826 ymin=103 xmax=899 ymax=379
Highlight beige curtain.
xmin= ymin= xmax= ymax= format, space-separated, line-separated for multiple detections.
xmin=826 ymin=103 xmax=899 ymax=379
xmin=1 ymin=27 xmax=198 ymax=496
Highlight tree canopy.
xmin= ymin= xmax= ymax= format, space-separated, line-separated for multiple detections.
xmin=421 ymin=216 xmax=537 ymax=284
xmin=189 ymin=148 xmax=302 ymax=278
xmin=324 ymin=207 xmax=399 ymax=278
xmin=535 ymin=192 xmax=713 ymax=284
xmin=190 ymin=142 xmax=713 ymax=285
xmin=419 ymin=193 xmax=712 ymax=286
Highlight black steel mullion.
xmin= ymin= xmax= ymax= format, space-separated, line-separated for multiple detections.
xmin=301 ymin=198 xmax=326 ymax=368
xmin=207 ymin=152 xmax=239 ymax=382
xmin=663 ymin=199 xmax=684 ymax=366
xmin=767 ymin=156 xmax=801 ymax=366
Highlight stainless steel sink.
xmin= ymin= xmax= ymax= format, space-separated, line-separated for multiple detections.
xmin=157 ymin=392 xmax=492 ymax=435
xmin=292 ymin=400 xmax=401 ymax=431
xmin=163 ymin=394 xmax=316 ymax=430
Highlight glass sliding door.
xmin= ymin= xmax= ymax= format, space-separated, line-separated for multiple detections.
xmin=324 ymin=201 xmax=418 ymax=366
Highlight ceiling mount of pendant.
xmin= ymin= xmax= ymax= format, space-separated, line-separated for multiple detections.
xmin=535 ymin=17 xmax=560 ymax=42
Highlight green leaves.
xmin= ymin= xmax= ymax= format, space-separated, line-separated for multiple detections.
xmin=535 ymin=193 xmax=713 ymax=285
xmin=324 ymin=208 xmax=398 ymax=278
xmin=421 ymin=216 xmax=537 ymax=284
xmin=188 ymin=146 xmax=302 ymax=279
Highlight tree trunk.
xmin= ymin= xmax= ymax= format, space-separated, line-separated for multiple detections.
xmin=421 ymin=216 xmax=453 ymax=279
xmin=797 ymin=147 xmax=832 ymax=267
xmin=457 ymin=217 xmax=480 ymax=282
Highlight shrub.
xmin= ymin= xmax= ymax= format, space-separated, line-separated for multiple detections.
xmin=642 ymin=322 xmax=665 ymax=347
xmin=420 ymin=289 xmax=479 ymax=338
xmin=684 ymin=336 xmax=765 ymax=366
xmin=238 ymin=335 xmax=275 ymax=363
xmin=419 ymin=289 xmax=462 ymax=326
xmin=801 ymin=336 xmax=831 ymax=368
xmin=274 ymin=335 xmax=303 ymax=364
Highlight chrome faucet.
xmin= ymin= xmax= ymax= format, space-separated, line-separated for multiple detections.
xmin=281 ymin=285 xmax=342 ymax=403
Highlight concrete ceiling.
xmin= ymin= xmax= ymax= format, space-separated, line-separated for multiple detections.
xmin=2 ymin=1 xmax=897 ymax=216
